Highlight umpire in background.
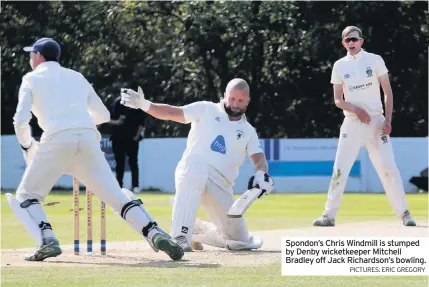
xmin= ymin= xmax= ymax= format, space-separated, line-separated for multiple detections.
xmin=109 ymin=95 xmax=145 ymax=193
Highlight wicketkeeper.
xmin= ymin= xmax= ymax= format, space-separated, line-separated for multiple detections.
xmin=9 ymin=37 xmax=184 ymax=261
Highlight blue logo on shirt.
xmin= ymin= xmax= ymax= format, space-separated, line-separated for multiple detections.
xmin=210 ymin=135 xmax=226 ymax=154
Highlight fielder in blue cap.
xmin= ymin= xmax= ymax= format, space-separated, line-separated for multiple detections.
xmin=7 ymin=37 xmax=185 ymax=262
xmin=23 ymin=37 xmax=61 ymax=70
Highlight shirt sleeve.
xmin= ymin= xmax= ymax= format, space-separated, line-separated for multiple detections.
xmin=86 ymin=80 xmax=110 ymax=125
xmin=182 ymin=101 xmax=209 ymax=123
xmin=246 ymin=128 xmax=263 ymax=156
xmin=375 ymin=55 xmax=389 ymax=77
xmin=330 ymin=62 xmax=342 ymax=85
xmin=13 ymin=76 xmax=33 ymax=147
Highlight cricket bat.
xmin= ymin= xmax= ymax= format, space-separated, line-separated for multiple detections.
xmin=227 ymin=188 xmax=262 ymax=218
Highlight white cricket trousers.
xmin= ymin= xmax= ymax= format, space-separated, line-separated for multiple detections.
xmin=17 ymin=129 xmax=133 ymax=212
xmin=171 ymin=172 xmax=249 ymax=244
xmin=323 ymin=115 xmax=409 ymax=218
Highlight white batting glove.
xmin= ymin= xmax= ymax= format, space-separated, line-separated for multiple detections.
xmin=21 ymin=138 xmax=39 ymax=165
xmin=248 ymin=170 xmax=274 ymax=198
xmin=120 ymin=86 xmax=152 ymax=112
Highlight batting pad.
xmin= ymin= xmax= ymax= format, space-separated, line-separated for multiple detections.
xmin=6 ymin=193 xmax=43 ymax=246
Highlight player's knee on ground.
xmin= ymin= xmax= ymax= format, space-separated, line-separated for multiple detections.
xmin=193 ymin=219 xmax=261 ymax=250
xmin=226 ymin=236 xmax=263 ymax=251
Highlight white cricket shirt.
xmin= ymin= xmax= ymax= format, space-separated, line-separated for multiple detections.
xmin=331 ymin=50 xmax=389 ymax=117
xmin=13 ymin=62 xmax=110 ymax=146
xmin=178 ymin=100 xmax=263 ymax=186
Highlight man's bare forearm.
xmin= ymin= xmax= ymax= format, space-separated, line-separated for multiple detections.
xmin=250 ymin=152 xmax=268 ymax=173
xmin=146 ymin=103 xmax=186 ymax=123
xmin=334 ymin=99 xmax=359 ymax=113
xmin=384 ymin=93 xmax=393 ymax=122
xmin=333 ymin=84 xmax=359 ymax=113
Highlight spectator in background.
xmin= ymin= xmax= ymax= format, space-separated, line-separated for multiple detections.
xmin=109 ymin=95 xmax=145 ymax=193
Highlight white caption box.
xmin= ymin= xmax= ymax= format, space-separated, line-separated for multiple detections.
xmin=281 ymin=237 xmax=429 ymax=276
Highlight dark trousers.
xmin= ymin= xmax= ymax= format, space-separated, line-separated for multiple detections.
xmin=112 ymin=137 xmax=139 ymax=188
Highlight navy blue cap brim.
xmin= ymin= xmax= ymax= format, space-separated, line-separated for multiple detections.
xmin=23 ymin=46 xmax=35 ymax=52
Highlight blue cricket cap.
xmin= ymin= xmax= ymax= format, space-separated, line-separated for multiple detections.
xmin=23 ymin=38 xmax=61 ymax=61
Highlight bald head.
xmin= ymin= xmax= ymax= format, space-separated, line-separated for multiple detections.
xmin=225 ymin=78 xmax=250 ymax=95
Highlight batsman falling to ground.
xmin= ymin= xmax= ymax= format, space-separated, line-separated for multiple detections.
xmin=9 ymin=37 xmax=184 ymax=261
xmin=121 ymin=78 xmax=274 ymax=251
xmin=313 ymin=26 xmax=416 ymax=227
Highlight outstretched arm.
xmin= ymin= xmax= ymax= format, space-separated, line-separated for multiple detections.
xmin=121 ymin=87 xmax=186 ymax=123
xmin=145 ymin=103 xmax=186 ymax=123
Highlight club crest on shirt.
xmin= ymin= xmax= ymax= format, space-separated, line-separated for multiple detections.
xmin=344 ymin=74 xmax=350 ymax=79
xmin=381 ymin=134 xmax=388 ymax=144
xmin=366 ymin=67 xmax=373 ymax=77
xmin=210 ymin=135 xmax=226 ymax=154
xmin=236 ymin=130 xmax=244 ymax=140
xmin=215 ymin=116 xmax=220 ymax=122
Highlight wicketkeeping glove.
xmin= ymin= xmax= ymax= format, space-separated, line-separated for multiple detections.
xmin=248 ymin=170 xmax=274 ymax=198
xmin=120 ymin=86 xmax=152 ymax=112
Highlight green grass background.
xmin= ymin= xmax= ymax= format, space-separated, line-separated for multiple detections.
xmin=1 ymin=191 xmax=428 ymax=286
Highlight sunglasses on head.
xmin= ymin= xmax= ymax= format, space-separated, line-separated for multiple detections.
xmin=344 ymin=37 xmax=361 ymax=43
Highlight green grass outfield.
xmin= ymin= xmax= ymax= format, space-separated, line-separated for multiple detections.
xmin=1 ymin=192 xmax=428 ymax=287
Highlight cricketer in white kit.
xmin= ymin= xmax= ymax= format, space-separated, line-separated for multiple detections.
xmin=313 ymin=26 xmax=416 ymax=227
xmin=121 ymin=78 xmax=274 ymax=251
xmin=9 ymin=37 xmax=184 ymax=261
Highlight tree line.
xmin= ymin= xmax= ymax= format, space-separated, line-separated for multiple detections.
xmin=1 ymin=1 xmax=427 ymax=138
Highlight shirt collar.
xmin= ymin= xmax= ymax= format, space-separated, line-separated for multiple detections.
xmin=35 ymin=61 xmax=61 ymax=71
xmin=346 ymin=49 xmax=365 ymax=60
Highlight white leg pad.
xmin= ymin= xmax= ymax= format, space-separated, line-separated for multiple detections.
xmin=226 ymin=236 xmax=263 ymax=251
xmin=192 ymin=220 xmax=226 ymax=249
xmin=119 ymin=188 xmax=156 ymax=223
xmin=6 ymin=193 xmax=43 ymax=246
xmin=192 ymin=220 xmax=263 ymax=250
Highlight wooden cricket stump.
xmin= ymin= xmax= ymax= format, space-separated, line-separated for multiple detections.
xmin=73 ymin=177 xmax=107 ymax=255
